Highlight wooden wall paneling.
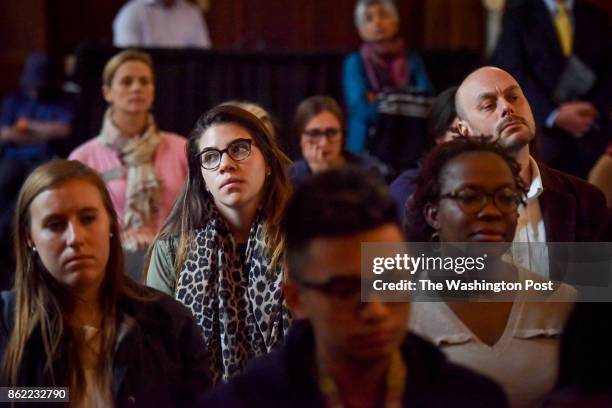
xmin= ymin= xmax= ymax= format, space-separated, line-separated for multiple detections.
xmin=587 ymin=0 xmax=612 ymax=17
xmin=0 ymin=0 xmax=492 ymax=100
xmin=206 ymin=0 xmax=424 ymax=51
xmin=0 ymin=0 xmax=47 ymax=99
xmin=311 ymin=1 xmax=354 ymax=50
xmin=423 ymin=0 xmax=485 ymax=50
xmin=47 ymin=0 xmax=125 ymax=59
xmin=403 ymin=0 xmax=426 ymax=49
xmin=207 ymin=0 xmax=245 ymax=48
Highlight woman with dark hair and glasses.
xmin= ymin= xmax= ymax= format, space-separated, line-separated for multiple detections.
xmin=289 ymin=95 xmax=381 ymax=186
xmin=405 ymin=137 xmax=576 ymax=408
xmin=145 ymin=104 xmax=292 ymax=384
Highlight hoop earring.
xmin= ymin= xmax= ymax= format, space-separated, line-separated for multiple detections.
xmin=429 ymin=231 xmax=441 ymax=255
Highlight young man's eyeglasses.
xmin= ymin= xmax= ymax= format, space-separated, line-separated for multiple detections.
xmin=295 ymin=275 xmax=404 ymax=313
xmin=198 ymin=138 xmax=253 ymax=170
xmin=440 ymin=186 xmax=524 ymax=215
xmin=295 ymin=275 xmax=362 ymax=310
xmin=302 ymin=127 xmax=341 ymax=140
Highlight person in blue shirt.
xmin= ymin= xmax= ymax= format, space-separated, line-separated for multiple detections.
xmin=288 ymin=95 xmax=382 ymax=186
xmin=343 ymin=0 xmax=432 ymax=154
xmin=0 ymin=51 xmax=73 ymax=290
xmin=0 ymin=52 xmax=73 ymax=158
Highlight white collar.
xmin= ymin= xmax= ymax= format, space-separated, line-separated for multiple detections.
xmin=542 ymin=0 xmax=575 ymax=14
xmin=525 ymin=156 xmax=544 ymax=202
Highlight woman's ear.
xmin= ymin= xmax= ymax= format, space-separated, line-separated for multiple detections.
xmin=26 ymin=233 xmax=36 ymax=252
xmin=102 ymin=85 xmax=112 ymax=104
xmin=424 ymin=203 xmax=440 ymax=230
xmin=283 ymin=279 xmax=307 ymax=319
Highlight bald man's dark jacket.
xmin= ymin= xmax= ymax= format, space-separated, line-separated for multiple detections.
xmin=539 ymin=163 xmax=609 ymax=242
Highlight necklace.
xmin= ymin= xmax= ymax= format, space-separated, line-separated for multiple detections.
xmin=317 ymin=350 xmax=406 ymax=408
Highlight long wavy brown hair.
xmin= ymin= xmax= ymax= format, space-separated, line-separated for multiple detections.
xmin=1 ymin=160 xmax=150 ymax=393
xmin=147 ymin=104 xmax=293 ymax=278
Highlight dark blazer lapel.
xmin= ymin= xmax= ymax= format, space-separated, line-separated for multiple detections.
xmin=538 ymin=164 xmax=576 ymax=242
xmin=571 ymin=1 xmax=591 ymax=61
xmin=531 ymin=0 xmax=566 ymax=59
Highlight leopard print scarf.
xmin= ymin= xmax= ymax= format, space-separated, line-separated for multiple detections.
xmin=175 ymin=203 xmax=289 ymax=384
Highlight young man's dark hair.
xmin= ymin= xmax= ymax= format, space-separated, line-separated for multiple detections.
xmin=283 ymin=166 xmax=397 ymax=280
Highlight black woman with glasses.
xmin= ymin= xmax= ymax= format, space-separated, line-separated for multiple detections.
xmin=145 ymin=104 xmax=293 ymax=384
xmin=288 ymin=95 xmax=382 ymax=186
xmin=405 ymin=137 xmax=576 ymax=408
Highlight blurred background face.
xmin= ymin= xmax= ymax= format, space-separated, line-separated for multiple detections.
xmin=300 ymin=110 xmax=344 ymax=170
xmin=290 ymin=224 xmax=409 ymax=364
xmin=358 ymin=4 xmax=399 ymax=41
xmin=429 ymin=151 xmax=519 ymax=243
xmin=457 ymin=69 xmax=536 ymax=153
xmin=103 ymin=60 xmax=154 ymax=115
xmin=28 ymin=179 xmax=111 ymax=297
xmin=198 ymin=123 xmax=268 ymax=213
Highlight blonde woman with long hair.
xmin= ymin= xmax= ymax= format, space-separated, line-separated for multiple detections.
xmin=0 ymin=160 xmax=209 ymax=406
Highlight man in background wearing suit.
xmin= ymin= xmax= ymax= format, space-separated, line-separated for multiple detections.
xmin=491 ymin=0 xmax=611 ymax=179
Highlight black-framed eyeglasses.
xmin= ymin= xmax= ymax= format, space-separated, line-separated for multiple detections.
xmin=302 ymin=127 xmax=341 ymax=139
xmin=197 ymin=138 xmax=253 ymax=170
xmin=295 ymin=275 xmax=405 ymax=312
xmin=296 ymin=276 xmax=362 ymax=311
xmin=440 ymin=186 xmax=524 ymax=215
xmin=296 ymin=276 xmax=362 ymax=298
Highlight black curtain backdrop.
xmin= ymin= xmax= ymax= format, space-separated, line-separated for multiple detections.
xmin=69 ymin=45 xmax=481 ymax=159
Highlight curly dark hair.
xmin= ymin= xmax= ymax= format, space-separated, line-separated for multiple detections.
xmin=404 ymin=136 xmax=527 ymax=241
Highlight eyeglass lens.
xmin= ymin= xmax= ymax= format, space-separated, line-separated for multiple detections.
xmin=200 ymin=138 xmax=252 ymax=170
xmin=302 ymin=127 xmax=340 ymax=138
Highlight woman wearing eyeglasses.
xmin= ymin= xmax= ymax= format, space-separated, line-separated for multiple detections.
xmin=289 ymin=95 xmax=381 ymax=186
xmin=145 ymin=104 xmax=292 ymax=384
xmin=405 ymin=137 xmax=576 ymax=408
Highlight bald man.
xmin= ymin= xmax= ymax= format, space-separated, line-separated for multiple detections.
xmin=454 ymin=67 xmax=608 ymax=276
